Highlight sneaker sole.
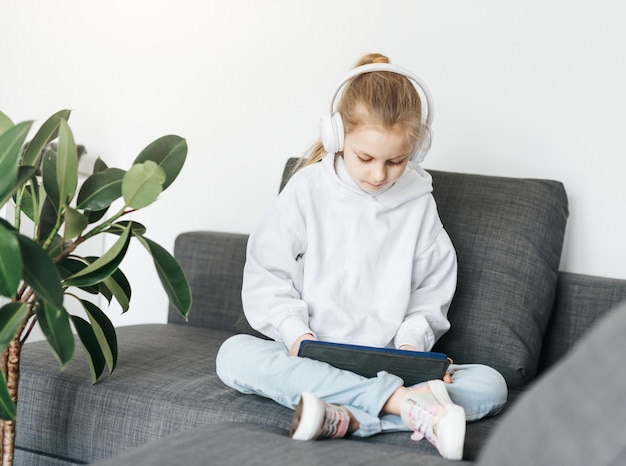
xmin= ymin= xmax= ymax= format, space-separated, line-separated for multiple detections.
xmin=291 ymin=392 xmax=325 ymax=441
xmin=435 ymin=403 xmax=465 ymax=460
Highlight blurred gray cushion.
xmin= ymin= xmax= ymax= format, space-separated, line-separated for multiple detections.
xmin=478 ymin=299 xmax=626 ymax=465
xmin=91 ymin=422 xmax=471 ymax=466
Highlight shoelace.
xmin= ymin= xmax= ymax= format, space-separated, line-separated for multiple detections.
xmin=407 ymin=401 xmax=438 ymax=443
xmin=320 ymin=407 xmax=348 ymax=438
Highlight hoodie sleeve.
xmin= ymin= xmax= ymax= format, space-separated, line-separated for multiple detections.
xmin=394 ymin=227 xmax=457 ymax=352
xmin=241 ymin=198 xmax=314 ymax=350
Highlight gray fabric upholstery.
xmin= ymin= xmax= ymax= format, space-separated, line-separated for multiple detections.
xmin=429 ymin=171 xmax=568 ymax=388
xmin=478 ymin=300 xmax=626 ymax=466
xmin=167 ymin=231 xmax=247 ymax=330
xmin=91 ymin=423 xmax=471 ymax=466
xmin=539 ymin=271 xmax=626 ymax=371
xmin=17 ymin=325 xmax=289 ymax=464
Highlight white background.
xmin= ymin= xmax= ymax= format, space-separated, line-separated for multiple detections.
xmin=1 ymin=0 xmax=625 ymax=331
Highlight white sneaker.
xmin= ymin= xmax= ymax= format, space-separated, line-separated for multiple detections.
xmin=290 ymin=392 xmax=351 ymax=441
xmin=400 ymin=380 xmax=466 ymax=460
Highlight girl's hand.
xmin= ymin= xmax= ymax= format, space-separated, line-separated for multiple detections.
xmin=400 ymin=345 xmax=454 ymax=384
xmin=444 ymin=357 xmax=454 ymax=384
xmin=289 ymin=333 xmax=316 ymax=356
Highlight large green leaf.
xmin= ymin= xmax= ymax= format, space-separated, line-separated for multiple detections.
xmin=137 ymin=236 xmax=191 ymax=319
xmin=0 ymin=302 xmax=29 ymax=352
xmin=71 ymin=315 xmax=106 ymax=383
xmin=93 ymin=156 xmax=108 ymax=172
xmin=21 ymin=110 xmax=71 ymax=167
xmin=57 ymin=257 xmax=99 ymax=295
xmin=77 ymin=167 xmax=125 ymax=211
xmin=121 ymin=161 xmax=166 ymax=209
xmin=133 ymin=135 xmax=187 ymax=190
xmin=35 ymin=301 xmax=75 ymax=367
xmin=16 ymin=234 xmax=64 ymax=309
xmin=0 ymin=371 xmax=16 ymax=420
xmin=0 ymin=111 xmax=13 ymax=136
xmin=80 ymin=299 xmax=117 ymax=373
xmin=15 ymin=178 xmax=36 ymax=222
xmin=56 ymin=120 xmax=78 ymax=208
xmin=108 ymin=220 xmax=147 ymax=237
xmin=64 ymin=206 xmax=88 ymax=240
xmin=41 ymin=149 xmax=61 ymax=212
xmin=0 ymin=121 xmax=33 ymax=205
xmin=5 ymin=167 xmax=39 ymax=228
xmin=64 ymin=222 xmax=132 ymax=287
xmin=101 ymin=267 xmax=131 ymax=312
xmin=0 ymin=223 xmax=22 ymax=297
xmin=37 ymin=197 xmax=58 ymax=244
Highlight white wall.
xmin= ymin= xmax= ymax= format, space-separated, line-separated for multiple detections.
xmin=2 ymin=0 xmax=625 ymax=329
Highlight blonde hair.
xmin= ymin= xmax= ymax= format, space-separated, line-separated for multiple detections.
xmin=299 ymin=53 xmax=427 ymax=169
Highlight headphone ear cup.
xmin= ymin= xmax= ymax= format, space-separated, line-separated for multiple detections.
xmin=321 ymin=112 xmax=345 ymax=153
xmin=412 ymin=124 xmax=433 ymax=164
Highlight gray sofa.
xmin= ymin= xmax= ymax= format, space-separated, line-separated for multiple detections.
xmin=15 ymin=161 xmax=626 ymax=465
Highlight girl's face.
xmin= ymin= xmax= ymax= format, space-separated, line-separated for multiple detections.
xmin=342 ymin=123 xmax=412 ymax=193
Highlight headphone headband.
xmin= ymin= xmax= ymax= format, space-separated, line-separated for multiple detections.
xmin=327 ymin=63 xmax=434 ymax=126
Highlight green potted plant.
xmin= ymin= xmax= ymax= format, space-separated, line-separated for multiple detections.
xmin=0 ymin=109 xmax=191 ymax=465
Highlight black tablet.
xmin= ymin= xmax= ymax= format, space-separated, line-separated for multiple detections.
xmin=298 ymin=340 xmax=449 ymax=386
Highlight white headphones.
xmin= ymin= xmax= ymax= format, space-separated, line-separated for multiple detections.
xmin=320 ymin=63 xmax=434 ymax=163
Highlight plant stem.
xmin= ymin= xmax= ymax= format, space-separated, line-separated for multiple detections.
xmin=12 ymin=187 xmax=24 ymax=233
xmin=41 ymin=210 xmax=64 ymax=251
xmin=52 ymin=206 xmax=133 ymax=265
xmin=0 ymin=350 xmax=6 ymax=461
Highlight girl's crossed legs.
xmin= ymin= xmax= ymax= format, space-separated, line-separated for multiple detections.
xmin=216 ymin=334 xmax=507 ymax=437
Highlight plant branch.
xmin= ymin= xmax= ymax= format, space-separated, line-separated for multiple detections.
xmin=41 ymin=210 xmax=64 ymax=251
xmin=82 ymin=206 xmax=133 ymax=241
xmin=19 ymin=313 xmax=37 ymax=346
xmin=1 ymin=337 xmax=21 ymax=466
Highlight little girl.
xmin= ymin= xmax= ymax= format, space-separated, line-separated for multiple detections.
xmin=216 ymin=53 xmax=507 ymax=461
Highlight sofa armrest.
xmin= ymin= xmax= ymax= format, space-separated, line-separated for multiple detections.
xmin=168 ymin=231 xmax=248 ymax=331
xmin=539 ymin=271 xmax=626 ymax=371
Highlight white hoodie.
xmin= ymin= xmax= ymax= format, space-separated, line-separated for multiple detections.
xmin=242 ymin=153 xmax=457 ymax=352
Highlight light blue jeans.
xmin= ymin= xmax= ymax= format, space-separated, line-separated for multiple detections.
xmin=216 ymin=334 xmax=508 ymax=438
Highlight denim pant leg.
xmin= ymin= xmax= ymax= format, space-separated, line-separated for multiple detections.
xmin=216 ymin=334 xmax=404 ymax=437
xmin=376 ymin=363 xmax=509 ymax=431
xmin=446 ymin=363 xmax=509 ymax=421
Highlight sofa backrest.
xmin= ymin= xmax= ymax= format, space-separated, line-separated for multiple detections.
xmin=168 ymin=231 xmax=247 ymax=330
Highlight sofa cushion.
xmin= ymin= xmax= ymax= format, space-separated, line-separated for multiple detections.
xmin=429 ymin=171 xmax=568 ymax=388
xmin=18 ymin=324 xmax=506 ymax=464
